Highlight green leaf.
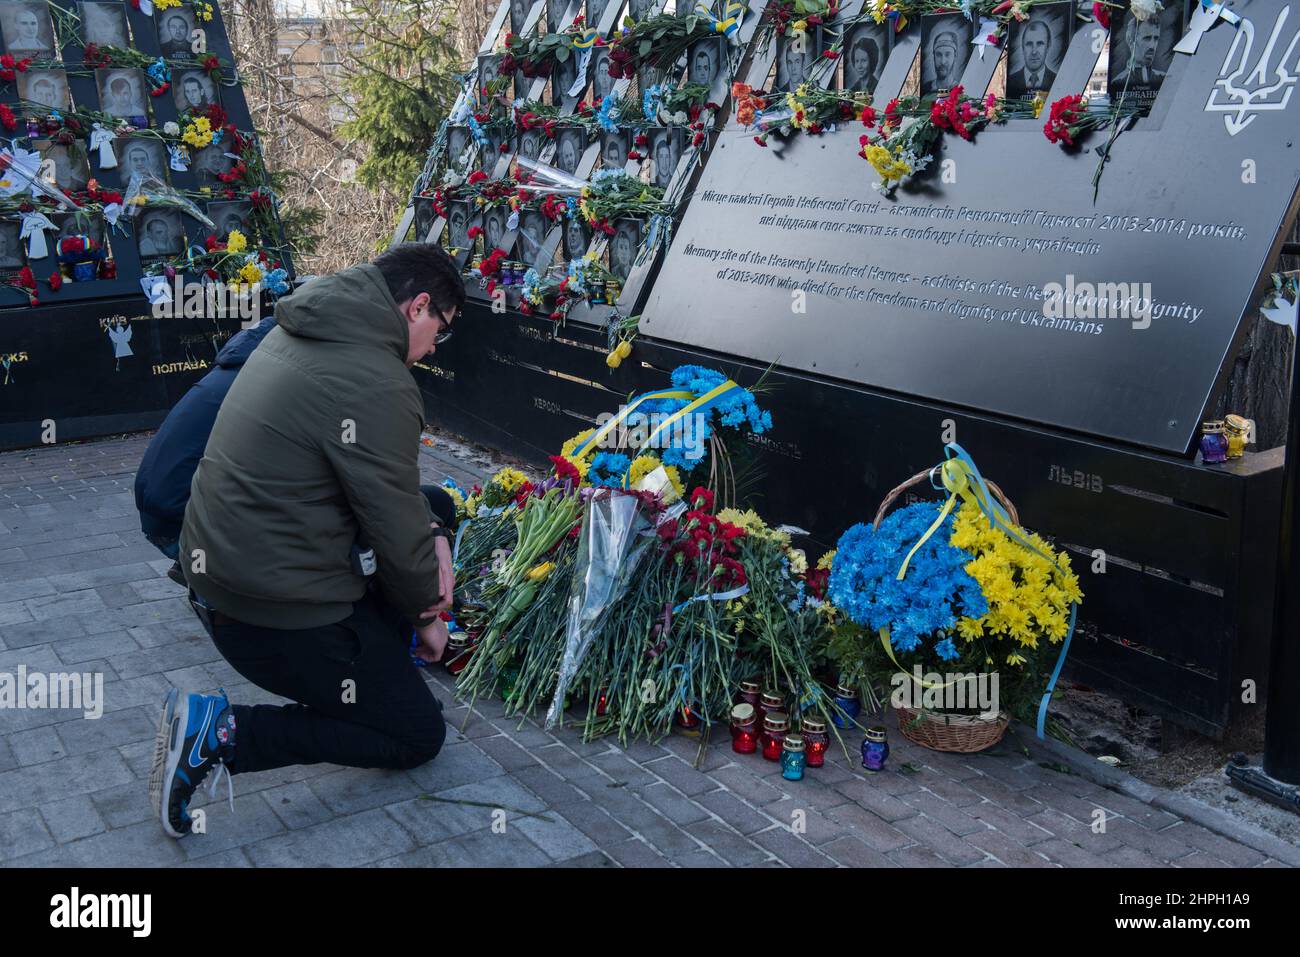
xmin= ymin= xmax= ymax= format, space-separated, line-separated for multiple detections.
xmin=556 ymin=46 xmax=570 ymax=62
xmin=639 ymin=38 xmax=653 ymax=56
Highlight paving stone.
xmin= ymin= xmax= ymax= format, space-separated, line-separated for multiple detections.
xmin=673 ymin=848 xmax=730 ymax=867
xmin=55 ymin=705 xmax=155 ymax=756
xmin=749 ymin=825 xmax=836 ymax=868
xmin=603 ymin=837 xmax=672 ymax=868
xmin=311 ymin=767 xmax=422 ymax=816
xmin=891 ymin=815 xmax=991 ymax=866
xmin=554 ymin=798 xmax=635 ymax=846
xmin=684 ymin=819 xmax=769 ymax=866
xmin=822 ymin=834 xmax=894 ymax=867
xmin=964 ymin=826 xmax=1054 ymax=867
xmin=822 ymin=800 xmax=914 ymax=851
xmin=513 ymin=809 xmax=599 ymax=862
xmin=556 ymin=850 xmax=617 ymax=867
xmin=512 ymin=764 xmax=587 ymax=807
xmin=1033 ymin=838 xmax=1113 ymax=868
xmin=474 ymin=733 xmax=542 ymax=772
xmin=0 ymin=806 xmax=55 ymax=861
xmin=263 ymin=780 xmax=337 ymax=830
xmin=53 ymin=629 xmax=140 ymax=665
xmin=7 ymin=725 xmax=67 ymax=767
xmin=696 ymin=788 xmax=779 ymax=836
xmin=1165 ymin=820 xmax=1267 ymax=868
xmin=0 ymin=748 xmax=135 ymax=814
xmin=708 ymin=761 xmax=788 ymax=806
xmin=37 ymin=790 xmax=107 ymax=842
xmin=246 ymin=808 xmax=418 ymax=867
xmin=590 ymin=749 xmax=662 ymax=788
xmin=887 ymin=843 xmax=955 ymax=867
xmin=636 ymin=782 xmax=710 ymax=826
xmin=406 ymin=740 xmax=507 ymax=794
xmin=897 ymin=788 xmax=986 ymax=837
xmin=966 ymin=800 xmax=1055 ymax=846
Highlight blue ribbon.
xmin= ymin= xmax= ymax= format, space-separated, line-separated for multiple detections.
xmin=940 ymin=442 xmax=1078 ymax=739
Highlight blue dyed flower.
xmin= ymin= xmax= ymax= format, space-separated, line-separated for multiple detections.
xmin=587 ymin=452 xmax=631 ymax=487
xmin=828 ymin=502 xmax=987 ymax=658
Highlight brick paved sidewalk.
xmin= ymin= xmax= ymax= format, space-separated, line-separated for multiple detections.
xmin=1 ymin=434 xmax=1296 ymax=868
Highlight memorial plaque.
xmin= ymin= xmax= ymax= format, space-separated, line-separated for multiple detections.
xmin=640 ymin=1 xmax=1300 ymax=454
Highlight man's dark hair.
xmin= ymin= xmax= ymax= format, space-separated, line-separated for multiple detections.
xmin=374 ymin=242 xmax=466 ymax=314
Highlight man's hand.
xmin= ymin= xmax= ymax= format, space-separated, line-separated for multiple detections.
xmin=420 ymin=525 xmax=455 ymax=620
xmin=413 ymin=615 xmax=449 ymax=663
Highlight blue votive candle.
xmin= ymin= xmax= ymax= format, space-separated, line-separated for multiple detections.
xmin=831 ymin=683 xmax=860 ymax=729
xmin=781 ymin=735 xmax=806 ymax=781
xmin=861 ymin=726 xmax=889 ymax=772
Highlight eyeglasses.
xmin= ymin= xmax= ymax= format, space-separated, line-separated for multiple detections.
xmin=434 ymin=307 xmax=460 ymax=345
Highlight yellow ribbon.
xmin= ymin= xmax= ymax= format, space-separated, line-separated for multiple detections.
xmin=895 ymin=458 xmax=990 ymax=579
xmin=640 ymin=379 xmax=738 ymax=452
xmin=572 ymin=388 xmax=694 ymax=460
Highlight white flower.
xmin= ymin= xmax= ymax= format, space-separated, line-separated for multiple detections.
xmin=163 ymin=122 xmax=180 ymax=136
xmin=1130 ymin=0 xmax=1163 ymax=21
xmin=671 ymin=111 xmax=688 ymax=125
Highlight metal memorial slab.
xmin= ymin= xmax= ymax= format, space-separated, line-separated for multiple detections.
xmin=640 ymin=0 xmax=1300 ymax=454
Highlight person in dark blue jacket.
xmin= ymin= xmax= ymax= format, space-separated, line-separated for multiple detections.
xmin=134 ymin=316 xmax=276 ymax=565
xmin=135 ymin=312 xmax=457 ymax=577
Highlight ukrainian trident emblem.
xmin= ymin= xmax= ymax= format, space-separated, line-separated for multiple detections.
xmin=1205 ymin=4 xmax=1300 ymax=135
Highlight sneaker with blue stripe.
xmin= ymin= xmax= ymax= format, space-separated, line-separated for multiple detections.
xmin=149 ymin=688 xmax=237 ymax=838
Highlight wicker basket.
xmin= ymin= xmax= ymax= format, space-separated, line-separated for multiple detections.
xmin=873 ymin=467 xmax=1018 ymax=754
xmin=894 ymin=704 xmax=1010 ymax=752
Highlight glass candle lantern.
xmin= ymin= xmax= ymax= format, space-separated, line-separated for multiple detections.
xmin=861 ymin=726 xmax=889 ymax=772
xmin=737 ymin=680 xmax=761 ymax=710
xmin=595 ymin=685 xmax=612 ymax=716
xmin=831 ymin=684 xmax=860 ymax=729
xmin=781 ymin=735 xmax=806 ymax=781
xmin=758 ymin=690 xmax=785 ymax=726
xmin=1200 ymin=420 xmax=1229 ymax=464
xmin=675 ymin=704 xmax=702 ymax=734
xmin=731 ymin=703 xmax=758 ymax=754
xmin=801 ymin=717 xmax=829 ymax=768
xmin=1224 ymin=414 xmax=1249 ymax=459
xmin=444 ymin=632 xmax=472 ymax=676
xmin=761 ymin=712 xmax=789 ymax=761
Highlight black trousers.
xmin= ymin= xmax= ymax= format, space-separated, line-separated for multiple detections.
xmin=208 ymin=484 xmax=455 ymax=775
xmin=213 ymin=590 xmax=446 ymax=774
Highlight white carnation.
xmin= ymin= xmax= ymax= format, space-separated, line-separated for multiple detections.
xmin=1130 ymin=0 xmax=1163 ymax=22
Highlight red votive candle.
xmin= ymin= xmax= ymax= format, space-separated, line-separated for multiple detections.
xmin=761 ymin=712 xmax=789 ymax=761
xmin=731 ymin=703 xmax=758 ymax=754
xmin=801 ymin=717 xmax=829 ymax=768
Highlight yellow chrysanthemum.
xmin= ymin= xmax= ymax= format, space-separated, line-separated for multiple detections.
xmin=716 ymin=508 xmax=789 ymax=546
xmin=559 ymin=429 xmax=595 ymax=480
xmin=225 ymin=229 xmax=247 ymax=254
xmin=787 ymin=547 xmax=808 ymax=576
xmin=237 ymin=260 xmax=262 ymax=286
xmin=862 ymin=143 xmax=912 ymax=184
xmin=816 ymin=549 xmax=836 ymax=570
xmin=491 ymin=466 xmax=529 ymax=493
xmin=182 ymin=117 xmax=213 ymax=148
